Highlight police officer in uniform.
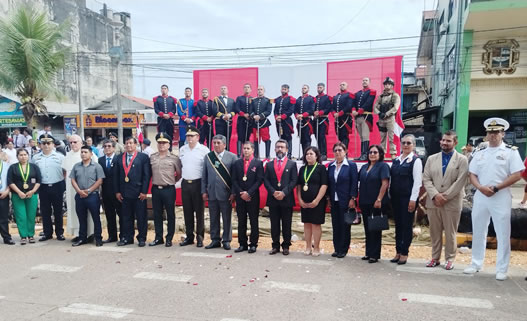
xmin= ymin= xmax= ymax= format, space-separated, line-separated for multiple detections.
xmin=213 ymin=86 xmax=235 ymax=151
xmin=234 ymin=84 xmax=254 ymax=156
xmin=352 ymin=77 xmax=376 ymax=161
xmin=232 ymin=141 xmax=264 ymax=253
xmin=331 ymin=82 xmax=354 ymax=152
xmin=295 ymin=85 xmax=315 ymax=158
xmin=374 ymin=77 xmax=400 ymax=159
xmin=273 ymin=85 xmax=296 ymax=159
xmin=250 ymin=85 xmax=273 ymax=161
xmin=464 ymin=118 xmax=525 ymax=281
xmin=149 ymin=132 xmax=182 ymax=247
xmin=313 ymin=83 xmax=333 ymax=161
xmin=194 ymin=88 xmax=215 ymax=149
xmin=153 ymin=85 xmax=178 ymax=139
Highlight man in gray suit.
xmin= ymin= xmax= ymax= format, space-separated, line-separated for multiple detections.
xmin=213 ymin=86 xmax=236 ymax=151
xmin=202 ymin=134 xmax=238 ymax=250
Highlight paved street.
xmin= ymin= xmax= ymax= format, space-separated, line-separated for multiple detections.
xmin=1 ymin=239 xmax=527 ymax=321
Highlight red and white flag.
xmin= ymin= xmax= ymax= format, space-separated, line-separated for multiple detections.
xmin=136 ymin=115 xmax=144 ymax=143
xmin=394 ymin=105 xmax=405 ymax=137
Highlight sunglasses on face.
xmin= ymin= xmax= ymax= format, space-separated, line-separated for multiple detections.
xmin=42 ymin=142 xmax=52 ymax=145
xmin=369 ymin=151 xmax=379 ymax=155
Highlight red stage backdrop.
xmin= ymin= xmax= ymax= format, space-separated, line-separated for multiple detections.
xmin=326 ymin=56 xmax=403 ymax=159
xmin=193 ymin=68 xmax=259 ymax=152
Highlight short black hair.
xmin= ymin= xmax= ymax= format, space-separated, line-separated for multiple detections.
xmin=281 ymin=84 xmax=290 ymax=89
xmin=16 ymin=148 xmax=28 ymax=157
xmin=242 ymin=141 xmax=255 ymax=150
xmin=161 ymin=84 xmax=168 ymax=89
xmin=367 ymin=144 xmax=385 ymax=164
xmin=302 ymin=146 xmax=321 ymax=164
xmin=443 ymin=130 xmax=458 ymax=141
xmin=317 ymin=82 xmax=325 ymax=87
xmin=185 ymin=87 xmax=192 ymax=91
xmin=81 ymin=145 xmax=92 ymax=152
xmin=125 ymin=136 xmax=137 ymax=144
xmin=275 ymin=139 xmax=289 ymax=149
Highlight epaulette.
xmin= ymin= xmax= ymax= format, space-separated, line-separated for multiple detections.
xmin=505 ymin=144 xmax=518 ymax=150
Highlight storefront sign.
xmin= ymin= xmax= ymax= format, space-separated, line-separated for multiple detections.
xmin=0 ymin=116 xmax=26 ymax=128
xmin=63 ymin=114 xmax=144 ymax=129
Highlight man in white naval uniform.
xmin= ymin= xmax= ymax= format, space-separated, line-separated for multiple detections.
xmin=463 ymin=118 xmax=525 ymax=281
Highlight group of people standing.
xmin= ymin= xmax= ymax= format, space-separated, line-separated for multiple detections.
xmin=152 ymin=77 xmax=401 ymax=162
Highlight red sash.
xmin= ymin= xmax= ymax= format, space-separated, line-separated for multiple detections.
xmin=273 ymin=158 xmax=288 ymax=186
xmin=122 ymin=152 xmax=138 ymax=180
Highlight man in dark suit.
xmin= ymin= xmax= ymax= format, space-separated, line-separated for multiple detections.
xmin=232 ymin=141 xmax=264 ymax=253
xmin=98 ymin=139 xmax=121 ymax=243
xmin=213 ymin=85 xmax=235 ymax=151
xmin=263 ymin=139 xmax=298 ymax=255
xmin=201 ymin=134 xmax=238 ymax=250
xmin=113 ymin=137 xmax=152 ymax=247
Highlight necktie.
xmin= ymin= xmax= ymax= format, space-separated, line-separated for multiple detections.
xmin=106 ymin=157 xmax=111 ymax=168
xmin=127 ymin=154 xmax=132 ymax=166
xmin=278 ymin=159 xmax=282 ymax=170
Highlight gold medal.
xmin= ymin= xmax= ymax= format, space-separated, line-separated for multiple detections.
xmin=23 ymin=183 xmax=29 ymax=189
xmin=303 ymin=184 xmax=308 ymax=192
xmin=243 ymin=176 xmax=247 ymax=181
xmin=125 ymin=176 xmax=129 ymax=182
xmin=277 ymin=182 xmax=281 ymax=187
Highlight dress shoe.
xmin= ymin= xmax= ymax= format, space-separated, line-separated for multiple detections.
xmin=223 ymin=242 xmax=231 ymax=250
xmin=39 ymin=231 xmax=45 ymax=237
xmin=72 ymin=240 xmax=87 ymax=247
xmin=248 ymin=246 xmax=257 ymax=253
xmin=197 ymin=236 xmax=204 ymax=247
xmin=368 ymin=258 xmax=378 ymax=263
xmin=337 ymin=253 xmax=346 ymax=258
xmin=397 ymin=260 xmax=407 ymax=265
xmin=390 ymin=255 xmax=400 ymax=263
xmin=205 ymin=242 xmax=221 ymax=249
xmin=117 ymin=239 xmax=133 ymax=246
xmin=165 ymin=241 xmax=172 ymax=247
xmin=179 ymin=238 xmax=194 ymax=246
xmin=71 ymin=236 xmax=80 ymax=243
xmin=149 ymin=239 xmax=164 ymax=246
xmin=95 ymin=240 xmax=103 ymax=247
xmin=269 ymin=248 xmax=280 ymax=255
xmin=361 ymin=256 xmax=370 ymax=260
xmin=331 ymin=252 xmax=338 ymax=257
xmin=39 ymin=235 xmax=52 ymax=242
xmin=282 ymin=248 xmax=290 ymax=256
xmin=138 ymin=240 xmax=146 ymax=247
xmin=235 ymin=246 xmax=248 ymax=253
xmin=56 ymin=235 xmax=66 ymax=241
xmin=3 ymin=239 xmax=15 ymax=245
xmin=86 ymin=235 xmax=94 ymax=243
xmin=102 ymin=238 xmax=117 ymax=244
xmin=397 ymin=255 xmax=408 ymax=265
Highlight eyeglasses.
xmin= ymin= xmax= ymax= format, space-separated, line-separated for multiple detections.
xmin=369 ymin=151 xmax=379 ymax=154
xmin=70 ymin=141 xmax=80 ymax=144
xmin=42 ymin=142 xmax=52 ymax=145
xmin=401 ymin=141 xmax=413 ymax=145
xmin=104 ymin=145 xmax=113 ymax=148
xmin=334 ymin=149 xmax=345 ymax=152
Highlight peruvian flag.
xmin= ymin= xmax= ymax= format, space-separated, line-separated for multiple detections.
xmin=394 ymin=104 xmax=405 ymax=137
xmin=136 ymin=115 xmax=144 ymax=143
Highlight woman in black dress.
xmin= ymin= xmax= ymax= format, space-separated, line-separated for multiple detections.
xmin=358 ymin=144 xmax=390 ymax=263
xmin=297 ymin=146 xmax=327 ymax=256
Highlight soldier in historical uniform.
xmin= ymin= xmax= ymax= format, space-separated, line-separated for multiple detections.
xmin=313 ymin=83 xmax=333 ymax=161
xmin=352 ymin=77 xmax=376 ymax=161
xmin=213 ymin=86 xmax=235 ymax=151
xmin=177 ymin=87 xmax=195 ymax=147
xmin=332 ymin=82 xmax=354 ymax=152
xmin=294 ymin=85 xmax=315 ymax=158
xmin=153 ymin=85 xmax=178 ymax=139
xmin=464 ymin=118 xmax=525 ymax=281
xmin=234 ymin=84 xmax=254 ymax=156
xmin=250 ymin=85 xmax=273 ymax=161
xmin=374 ymin=77 xmax=400 ymax=159
xmin=149 ymin=132 xmax=182 ymax=247
xmin=273 ymin=84 xmax=296 ymax=159
xmin=194 ymin=88 xmax=215 ymax=149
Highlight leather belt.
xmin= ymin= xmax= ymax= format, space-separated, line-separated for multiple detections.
xmin=154 ymin=185 xmax=172 ymax=189
xmin=183 ymin=179 xmax=200 ymax=184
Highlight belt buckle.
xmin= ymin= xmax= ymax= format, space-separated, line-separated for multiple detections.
xmin=48 ymin=184 xmax=53 ymax=187
xmin=187 ymin=180 xmax=192 ymax=184
xmin=157 ymin=185 xmax=163 ymax=189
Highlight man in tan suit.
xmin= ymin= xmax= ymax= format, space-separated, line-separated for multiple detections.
xmin=422 ymin=130 xmax=468 ymax=270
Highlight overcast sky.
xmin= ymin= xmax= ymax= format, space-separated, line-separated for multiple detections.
xmin=92 ymin=0 xmax=436 ymax=98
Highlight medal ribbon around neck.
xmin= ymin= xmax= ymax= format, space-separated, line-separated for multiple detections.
xmin=122 ymin=152 xmax=138 ymax=182
xmin=19 ymin=163 xmax=30 ymax=188
xmin=243 ymin=156 xmax=254 ymax=180
xmin=303 ymin=164 xmax=317 ymax=191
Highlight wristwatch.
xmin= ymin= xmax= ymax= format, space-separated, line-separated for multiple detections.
xmin=87 ymin=188 xmax=91 ymax=193
xmin=492 ymin=186 xmax=499 ymax=193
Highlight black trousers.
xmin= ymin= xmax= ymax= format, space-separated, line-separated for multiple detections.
xmin=152 ymin=185 xmax=176 ymax=242
xmin=181 ymin=179 xmax=204 ymax=241
xmin=121 ymin=197 xmax=147 ymax=242
xmin=336 ymin=120 xmax=350 ymax=149
xmin=315 ymin=120 xmax=328 ymax=156
xmin=236 ymin=197 xmax=259 ymax=247
xmin=392 ymin=194 xmax=415 ymax=256
xmin=361 ymin=204 xmax=382 ymax=259
xmin=199 ymin=123 xmax=213 ymax=149
xmin=0 ymin=197 xmax=11 ymax=241
xmin=331 ymin=201 xmax=351 ymax=254
xmin=298 ymin=121 xmax=311 ymax=155
xmin=75 ymin=193 xmax=102 ymax=241
xmin=158 ymin=118 xmax=174 ymax=139
xmin=39 ymin=181 xmax=65 ymax=237
xmin=269 ymin=205 xmax=293 ymax=250
xmin=102 ymin=192 xmax=122 ymax=241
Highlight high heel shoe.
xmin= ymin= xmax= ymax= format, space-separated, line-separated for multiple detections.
xmin=390 ymin=254 xmax=400 ymax=263
xmin=304 ymin=249 xmax=312 ymax=256
xmin=397 ymin=255 xmax=408 ymax=265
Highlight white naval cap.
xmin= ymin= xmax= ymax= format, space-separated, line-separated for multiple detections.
xmin=483 ymin=117 xmax=509 ymax=132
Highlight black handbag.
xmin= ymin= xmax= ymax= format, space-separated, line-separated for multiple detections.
xmin=367 ymin=208 xmax=389 ymax=232
xmin=344 ymin=208 xmax=358 ymax=225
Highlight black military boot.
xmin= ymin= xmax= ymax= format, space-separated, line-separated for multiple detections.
xmin=354 ymin=141 xmax=364 ymax=161
xmin=265 ymin=140 xmax=271 ymax=160
xmin=358 ymin=141 xmax=369 ymax=161
xmin=286 ymin=139 xmax=293 ymax=159
xmin=237 ymin=141 xmax=242 ymax=156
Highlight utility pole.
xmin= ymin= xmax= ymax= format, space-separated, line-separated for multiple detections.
xmin=76 ymin=43 xmax=84 ymax=138
xmin=109 ymin=11 xmax=124 ymax=144
xmin=116 ymin=59 xmax=123 ymax=144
